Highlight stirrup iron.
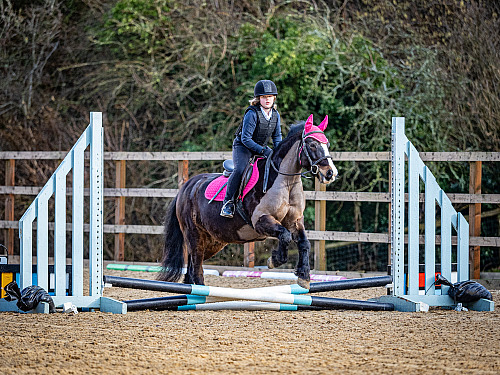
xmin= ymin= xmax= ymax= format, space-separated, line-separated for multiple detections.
xmin=220 ymin=200 xmax=235 ymax=218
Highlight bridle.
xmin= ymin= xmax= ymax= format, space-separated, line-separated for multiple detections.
xmin=269 ymin=129 xmax=333 ymax=179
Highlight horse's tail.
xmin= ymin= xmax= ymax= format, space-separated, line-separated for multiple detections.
xmin=157 ymin=195 xmax=184 ymax=282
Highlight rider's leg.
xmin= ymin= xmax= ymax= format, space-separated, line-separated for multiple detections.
xmin=220 ymin=143 xmax=252 ymax=218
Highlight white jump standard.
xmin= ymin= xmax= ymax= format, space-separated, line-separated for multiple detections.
xmin=375 ymin=117 xmax=494 ymax=312
xmin=0 ymin=113 xmax=125 ymax=314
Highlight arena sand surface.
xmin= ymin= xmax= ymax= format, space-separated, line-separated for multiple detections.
xmin=1 ymin=270 xmax=499 ymax=374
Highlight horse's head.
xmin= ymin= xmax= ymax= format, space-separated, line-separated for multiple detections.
xmin=299 ymin=114 xmax=338 ymax=184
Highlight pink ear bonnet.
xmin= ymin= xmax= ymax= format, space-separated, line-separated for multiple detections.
xmin=304 ymin=114 xmax=329 ymax=144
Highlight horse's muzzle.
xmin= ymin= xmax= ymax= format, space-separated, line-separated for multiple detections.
xmin=327 ymin=161 xmax=339 ymax=183
xmin=318 ymin=168 xmax=338 ymax=184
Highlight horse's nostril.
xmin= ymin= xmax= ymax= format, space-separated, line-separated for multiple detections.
xmin=326 ymin=170 xmax=333 ymax=179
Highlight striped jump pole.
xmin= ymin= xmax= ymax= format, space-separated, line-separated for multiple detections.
xmin=106 ymin=263 xmax=220 ymax=276
xmin=104 ymin=275 xmax=394 ymax=311
xmin=104 ymin=275 xmax=307 ymax=295
xmin=125 ymin=295 xmax=209 ymax=311
xmin=176 ymin=301 xmax=324 ymax=311
xmin=176 ymin=299 xmax=389 ymax=311
xmin=125 ymin=296 xmax=309 ymax=311
xmin=307 ymin=275 xmax=392 ymax=292
xmin=222 ymin=270 xmax=347 ymax=282
xmin=104 ymin=275 xmax=391 ymax=294
xmin=123 ymin=283 xmax=314 ymax=311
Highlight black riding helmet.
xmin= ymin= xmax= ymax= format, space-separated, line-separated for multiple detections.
xmin=254 ymin=80 xmax=278 ymax=97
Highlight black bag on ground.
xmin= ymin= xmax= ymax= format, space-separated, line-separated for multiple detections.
xmin=435 ymin=274 xmax=492 ymax=303
xmin=3 ymin=281 xmax=56 ymax=313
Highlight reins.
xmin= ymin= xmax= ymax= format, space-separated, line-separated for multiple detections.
xmin=268 ymin=129 xmax=333 ymax=179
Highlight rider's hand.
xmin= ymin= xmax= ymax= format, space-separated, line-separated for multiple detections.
xmin=261 ymin=146 xmax=272 ymax=158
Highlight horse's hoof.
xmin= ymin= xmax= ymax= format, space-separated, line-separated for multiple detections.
xmin=297 ymin=278 xmax=310 ymax=290
xmin=267 ymin=257 xmax=275 ymax=269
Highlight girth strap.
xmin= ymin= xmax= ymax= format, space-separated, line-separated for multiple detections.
xmin=235 ymin=199 xmax=254 ymax=228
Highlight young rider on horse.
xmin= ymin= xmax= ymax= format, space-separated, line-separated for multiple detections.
xmin=220 ymin=79 xmax=283 ymax=218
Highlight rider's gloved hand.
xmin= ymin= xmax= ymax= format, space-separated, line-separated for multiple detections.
xmin=261 ymin=146 xmax=272 ymax=158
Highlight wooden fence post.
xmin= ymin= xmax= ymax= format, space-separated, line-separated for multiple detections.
xmin=244 ymin=242 xmax=255 ymax=268
xmin=114 ymin=160 xmax=126 ymax=261
xmin=314 ymin=179 xmax=326 ymax=270
xmin=178 ymin=160 xmax=189 ymax=188
xmin=4 ymin=159 xmax=15 ymax=255
xmin=469 ymin=161 xmax=482 ymax=279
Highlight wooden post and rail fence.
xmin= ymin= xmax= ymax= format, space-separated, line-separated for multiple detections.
xmin=1 ymin=151 xmax=499 ymax=278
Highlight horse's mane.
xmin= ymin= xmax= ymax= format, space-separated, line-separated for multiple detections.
xmin=273 ymin=121 xmax=305 ymax=159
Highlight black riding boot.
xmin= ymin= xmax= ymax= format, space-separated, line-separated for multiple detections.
xmin=220 ymin=199 xmax=235 ymax=218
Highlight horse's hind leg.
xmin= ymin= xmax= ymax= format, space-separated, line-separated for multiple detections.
xmin=254 ymin=215 xmax=292 ymax=269
xmin=184 ymin=253 xmax=201 ymax=285
xmin=183 ymin=231 xmax=205 ymax=285
xmin=185 ymin=237 xmax=225 ymax=285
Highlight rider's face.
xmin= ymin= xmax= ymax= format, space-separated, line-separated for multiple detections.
xmin=259 ymin=95 xmax=275 ymax=110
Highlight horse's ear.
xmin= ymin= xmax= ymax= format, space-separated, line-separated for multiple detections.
xmin=318 ymin=115 xmax=328 ymax=131
xmin=305 ymin=114 xmax=314 ymax=132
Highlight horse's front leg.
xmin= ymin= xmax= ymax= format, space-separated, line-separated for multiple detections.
xmin=293 ymin=221 xmax=311 ymax=289
xmin=254 ymin=215 xmax=292 ymax=270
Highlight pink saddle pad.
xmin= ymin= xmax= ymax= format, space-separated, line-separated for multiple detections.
xmin=204 ymin=160 xmax=261 ymax=202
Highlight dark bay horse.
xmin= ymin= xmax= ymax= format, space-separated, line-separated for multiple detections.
xmin=158 ymin=114 xmax=338 ymax=288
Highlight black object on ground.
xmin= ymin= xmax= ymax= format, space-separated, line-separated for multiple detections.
xmin=3 ymin=281 xmax=56 ymax=313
